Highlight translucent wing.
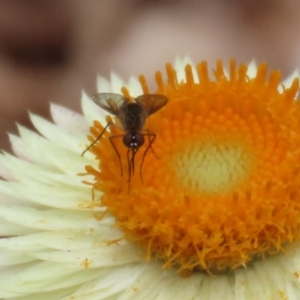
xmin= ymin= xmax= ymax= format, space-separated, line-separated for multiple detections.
xmin=92 ymin=93 xmax=129 ymax=116
xmin=135 ymin=94 xmax=168 ymax=115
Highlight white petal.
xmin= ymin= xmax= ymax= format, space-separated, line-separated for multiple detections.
xmin=115 ymin=263 xmax=168 ymax=299
xmin=0 ymin=250 xmax=35 ymax=266
xmin=33 ymin=244 xmax=141 ymax=268
xmin=200 ymin=275 xmax=234 ymax=300
xmin=0 ymin=261 xmax=101 ymax=296
xmin=30 ymin=113 xmax=85 ymax=153
xmin=15 ymin=124 xmax=97 ymax=176
xmin=8 ymin=134 xmax=32 ymax=161
xmin=127 ymin=76 xmax=143 ymax=96
xmin=15 ymin=124 xmax=55 ymax=166
xmin=81 ymin=91 xmax=107 ymax=126
xmin=50 ymin=103 xmax=88 ymax=133
xmin=174 ymin=56 xmax=198 ymax=84
xmin=97 ymin=75 xmax=112 ymax=93
xmin=110 ymin=72 xmax=125 ymax=94
xmin=247 ymin=60 xmax=257 ymax=78
xmin=0 ymin=225 xmax=121 ymax=250
xmin=174 ymin=56 xmax=195 ymax=71
xmin=282 ymin=70 xmax=300 ymax=87
xmin=0 ymin=206 xmax=100 ymax=231
xmin=0 ymin=154 xmax=15 ymax=181
xmin=0 ymin=218 xmax=38 ymax=235
xmin=233 ymin=252 xmax=300 ymax=299
xmin=66 ymin=264 xmax=146 ymax=299
xmin=0 ymin=180 xmax=91 ymax=209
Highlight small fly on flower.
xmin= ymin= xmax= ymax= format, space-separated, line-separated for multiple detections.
xmin=82 ymin=93 xmax=168 ymax=187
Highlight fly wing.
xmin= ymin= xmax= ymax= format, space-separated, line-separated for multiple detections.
xmin=92 ymin=93 xmax=129 ymax=116
xmin=135 ymin=94 xmax=168 ymax=116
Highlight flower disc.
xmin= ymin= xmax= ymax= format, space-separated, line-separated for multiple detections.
xmin=85 ymin=60 xmax=300 ymax=273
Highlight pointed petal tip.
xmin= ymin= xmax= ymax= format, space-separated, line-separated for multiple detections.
xmin=282 ymin=69 xmax=300 ymax=88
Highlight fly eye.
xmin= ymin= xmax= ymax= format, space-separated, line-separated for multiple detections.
xmin=123 ymin=133 xmax=144 ymax=149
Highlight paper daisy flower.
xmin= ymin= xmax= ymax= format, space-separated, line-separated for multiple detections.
xmin=1 ymin=58 xmax=300 ymax=299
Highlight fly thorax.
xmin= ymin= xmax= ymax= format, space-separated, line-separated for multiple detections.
xmin=120 ymin=103 xmax=146 ymax=132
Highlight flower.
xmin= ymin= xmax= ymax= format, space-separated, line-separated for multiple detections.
xmin=0 ymin=58 xmax=300 ymax=299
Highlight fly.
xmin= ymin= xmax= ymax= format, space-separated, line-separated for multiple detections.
xmin=82 ymin=93 xmax=168 ymax=187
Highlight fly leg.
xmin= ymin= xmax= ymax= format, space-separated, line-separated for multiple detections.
xmin=140 ymin=132 xmax=156 ymax=182
xmin=81 ymin=122 xmax=112 ymax=156
xmin=109 ymin=134 xmax=125 ymax=177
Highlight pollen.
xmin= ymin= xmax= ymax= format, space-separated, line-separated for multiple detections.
xmin=84 ymin=59 xmax=300 ymax=273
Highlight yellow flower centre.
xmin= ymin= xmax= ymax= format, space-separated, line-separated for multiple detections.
xmin=171 ymin=138 xmax=254 ymax=194
xmin=84 ymin=60 xmax=300 ymax=274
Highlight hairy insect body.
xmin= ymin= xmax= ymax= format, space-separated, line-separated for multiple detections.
xmin=120 ymin=103 xmax=147 ymax=132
